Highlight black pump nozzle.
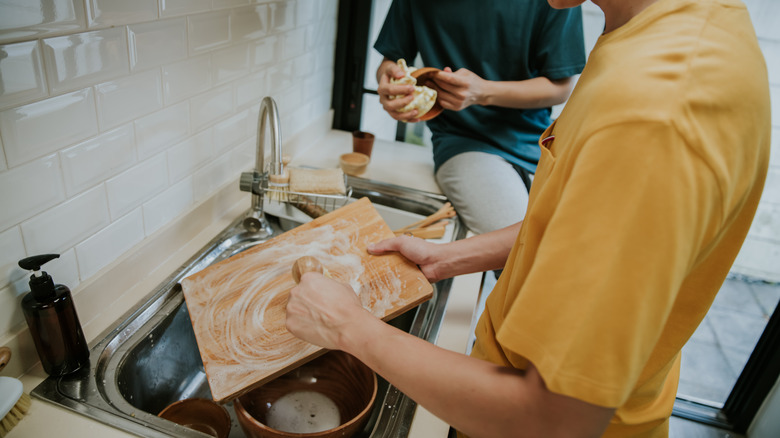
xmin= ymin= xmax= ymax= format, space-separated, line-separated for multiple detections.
xmin=19 ymin=254 xmax=60 ymax=271
xmin=19 ymin=254 xmax=61 ymax=301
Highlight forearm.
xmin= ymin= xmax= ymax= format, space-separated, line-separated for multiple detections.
xmin=340 ymin=311 xmax=612 ymax=438
xmin=376 ymin=57 xmax=397 ymax=83
xmin=480 ymin=76 xmax=575 ymax=109
xmin=438 ymin=222 xmax=521 ymax=276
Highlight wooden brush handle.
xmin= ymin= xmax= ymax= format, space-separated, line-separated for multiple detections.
xmin=291 ymin=256 xmax=324 ymax=283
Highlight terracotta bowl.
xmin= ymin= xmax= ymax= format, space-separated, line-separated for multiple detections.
xmin=410 ymin=67 xmax=444 ymax=121
xmin=339 ymin=152 xmax=370 ymax=176
xmin=234 ymin=351 xmax=378 ymax=438
xmin=158 ymin=398 xmax=231 ymax=438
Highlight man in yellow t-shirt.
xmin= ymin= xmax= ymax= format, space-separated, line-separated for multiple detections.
xmin=285 ymin=0 xmax=771 ymax=436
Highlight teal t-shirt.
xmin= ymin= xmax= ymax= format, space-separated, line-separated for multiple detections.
xmin=374 ymin=0 xmax=586 ymax=173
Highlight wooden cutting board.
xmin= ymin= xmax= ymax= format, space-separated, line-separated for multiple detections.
xmin=181 ymin=197 xmax=433 ymax=402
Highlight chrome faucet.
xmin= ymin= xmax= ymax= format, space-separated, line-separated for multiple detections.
xmin=239 ymin=96 xmax=284 ymax=235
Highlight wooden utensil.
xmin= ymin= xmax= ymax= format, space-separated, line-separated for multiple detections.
xmin=181 ymin=198 xmax=433 ymax=402
xmin=291 ymin=256 xmax=324 ymax=283
xmin=393 ymin=202 xmax=455 ymax=234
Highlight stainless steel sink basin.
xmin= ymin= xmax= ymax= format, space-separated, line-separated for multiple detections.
xmin=32 ymin=177 xmax=465 ymax=438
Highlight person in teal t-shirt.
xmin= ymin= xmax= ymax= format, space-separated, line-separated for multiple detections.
xmin=374 ymin=0 xmax=586 ymax=235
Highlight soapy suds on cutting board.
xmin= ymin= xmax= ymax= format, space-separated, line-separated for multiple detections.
xmin=266 ymin=391 xmax=341 ymax=433
xmin=181 ymin=217 xmax=424 ymax=399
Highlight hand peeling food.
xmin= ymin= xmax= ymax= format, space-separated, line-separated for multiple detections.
xmin=391 ymin=59 xmax=438 ymax=118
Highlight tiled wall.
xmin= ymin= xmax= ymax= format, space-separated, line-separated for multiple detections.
xmin=0 ymin=0 xmax=337 ymax=341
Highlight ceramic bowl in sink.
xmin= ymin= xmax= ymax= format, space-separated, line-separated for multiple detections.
xmin=158 ymin=397 xmax=231 ymax=438
xmin=234 ymin=351 xmax=377 ymax=438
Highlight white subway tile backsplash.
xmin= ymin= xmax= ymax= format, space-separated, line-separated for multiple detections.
xmin=214 ymin=109 xmax=250 ymax=152
xmin=269 ymin=2 xmax=296 ymax=33
xmin=279 ymin=28 xmax=306 ymax=61
xmin=162 ymin=55 xmax=213 ymax=104
xmin=96 ymin=70 xmax=163 ymax=130
xmin=42 ymin=27 xmax=130 ymax=94
xmin=0 ymin=282 xmax=26 ymax=336
xmin=231 ymin=138 xmax=255 ymax=172
xmin=106 ymin=154 xmax=169 ymax=219
xmin=296 ymin=0 xmax=317 ymax=26
xmin=135 ymin=102 xmax=191 ymax=159
xmin=46 ymin=249 xmax=81 ymax=292
xmin=143 ymin=176 xmax=194 ymax=234
xmin=0 ymin=155 xmax=65 ymax=230
xmin=212 ymin=44 xmax=250 ymax=85
xmin=128 ymin=19 xmax=188 ymax=72
xmin=231 ymin=5 xmax=268 ymax=42
xmin=0 ymin=0 xmax=85 ymax=44
xmin=0 ymin=136 xmax=6 ymax=170
xmin=190 ymin=85 xmax=233 ymax=127
xmin=86 ymin=0 xmax=159 ymax=27
xmin=167 ymin=128 xmax=215 ymax=182
xmin=75 ymin=208 xmax=144 ymax=279
xmin=21 ymin=185 xmax=110 ymax=255
xmin=213 ymin=0 xmax=250 ymax=9
xmin=192 ymin=153 xmax=233 ymax=202
xmin=160 ymin=0 xmax=212 ymax=18
xmin=60 ymin=124 xmax=137 ymax=196
xmin=188 ymin=11 xmax=231 ymax=54
xmin=250 ymin=36 xmax=277 ymax=69
xmin=235 ymin=71 xmax=267 ymax=109
xmin=0 ymin=88 xmax=98 ymax=167
xmin=0 ymin=227 xmax=27 ymax=289
xmin=0 ymin=41 xmax=47 ymax=109
xmin=266 ymin=59 xmax=294 ymax=93
xmin=293 ymin=51 xmax=316 ymax=78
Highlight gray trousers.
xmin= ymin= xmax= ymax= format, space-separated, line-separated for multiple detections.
xmin=435 ymin=151 xmax=531 ymax=235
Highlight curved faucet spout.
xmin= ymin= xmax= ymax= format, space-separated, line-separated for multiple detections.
xmin=258 ymin=96 xmax=283 ymax=178
xmin=238 ymin=96 xmax=283 ymax=236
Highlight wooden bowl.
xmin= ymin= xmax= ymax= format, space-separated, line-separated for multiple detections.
xmin=339 ymin=152 xmax=370 ymax=176
xmin=158 ymin=398 xmax=231 ymax=438
xmin=234 ymin=351 xmax=378 ymax=438
xmin=410 ymin=67 xmax=443 ymax=121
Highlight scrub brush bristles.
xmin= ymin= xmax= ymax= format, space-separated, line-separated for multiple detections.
xmin=0 ymin=347 xmax=31 ymax=437
xmin=267 ymin=171 xmax=290 ymax=203
xmin=0 ymin=389 xmax=31 ymax=437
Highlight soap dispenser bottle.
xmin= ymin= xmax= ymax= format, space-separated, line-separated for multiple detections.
xmin=19 ymin=254 xmax=90 ymax=376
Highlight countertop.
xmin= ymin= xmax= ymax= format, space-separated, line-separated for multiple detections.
xmin=6 ymin=127 xmax=483 ymax=438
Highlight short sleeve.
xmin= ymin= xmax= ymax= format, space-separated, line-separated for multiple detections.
xmin=495 ymin=121 xmax=720 ymax=407
xmin=532 ymin=7 xmax=587 ymax=79
xmin=373 ymin=0 xmax=418 ymax=62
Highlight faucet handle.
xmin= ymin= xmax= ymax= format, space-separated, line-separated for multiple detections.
xmin=239 ymin=171 xmax=262 ymax=194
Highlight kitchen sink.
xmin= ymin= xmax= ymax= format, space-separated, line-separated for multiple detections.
xmin=31 ymin=177 xmax=466 ymax=438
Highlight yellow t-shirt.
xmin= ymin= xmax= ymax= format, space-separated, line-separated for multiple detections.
xmin=471 ymin=0 xmax=771 ymax=436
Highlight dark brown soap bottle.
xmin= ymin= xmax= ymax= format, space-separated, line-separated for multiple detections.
xmin=19 ymin=254 xmax=90 ymax=376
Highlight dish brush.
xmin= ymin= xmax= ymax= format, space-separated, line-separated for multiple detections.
xmin=0 ymin=347 xmax=31 ymax=438
xmin=266 ymin=155 xmax=291 ymax=203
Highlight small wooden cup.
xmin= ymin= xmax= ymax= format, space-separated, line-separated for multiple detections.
xmin=158 ymin=398 xmax=231 ymax=438
xmin=352 ymin=131 xmax=375 ymax=158
xmin=339 ymin=152 xmax=370 ymax=176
